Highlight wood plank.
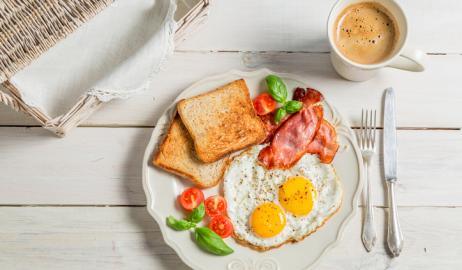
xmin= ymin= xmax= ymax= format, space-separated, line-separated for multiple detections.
xmin=369 ymin=129 xmax=462 ymax=207
xmin=0 ymin=127 xmax=460 ymax=206
xmin=0 ymin=207 xmax=188 ymax=270
xmin=319 ymin=207 xmax=462 ymax=270
xmin=177 ymin=0 xmax=462 ymax=53
xmin=0 ymin=206 xmax=460 ymax=269
xmin=1 ymin=52 xmax=461 ymax=128
xmin=0 ymin=127 xmax=151 ymax=205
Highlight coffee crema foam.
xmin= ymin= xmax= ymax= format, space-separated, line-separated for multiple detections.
xmin=334 ymin=2 xmax=398 ymax=64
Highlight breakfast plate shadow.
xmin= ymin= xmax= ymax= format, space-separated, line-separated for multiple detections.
xmin=142 ymin=69 xmax=364 ymax=270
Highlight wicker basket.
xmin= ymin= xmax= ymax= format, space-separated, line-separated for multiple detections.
xmin=0 ymin=0 xmax=210 ymax=137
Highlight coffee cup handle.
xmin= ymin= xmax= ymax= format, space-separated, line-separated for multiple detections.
xmin=387 ymin=47 xmax=425 ymax=72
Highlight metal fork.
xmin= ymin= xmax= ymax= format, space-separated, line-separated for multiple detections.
xmin=358 ymin=109 xmax=377 ymax=252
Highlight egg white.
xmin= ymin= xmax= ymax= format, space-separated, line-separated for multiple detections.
xmin=223 ymin=144 xmax=343 ymax=249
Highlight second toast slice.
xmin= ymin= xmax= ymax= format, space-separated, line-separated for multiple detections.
xmin=153 ymin=115 xmax=230 ymax=188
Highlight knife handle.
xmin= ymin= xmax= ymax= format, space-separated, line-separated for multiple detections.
xmin=386 ymin=180 xmax=403 ymax=256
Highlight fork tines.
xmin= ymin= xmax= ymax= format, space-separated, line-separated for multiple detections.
xmin=359 ymin=109 xmax=377 ymax=149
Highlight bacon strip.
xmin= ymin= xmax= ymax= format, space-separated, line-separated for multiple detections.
xmin=306 ymin=119 xmax=339 ymax=164
xmin=258 ymin=106 xmax=323 ymax=169
xmin=259 ymin=112 xmax=288 ymax=143
xmin=259 ymin=88 xmax=325 ymax=143
xmin=293 ymin=87 xmax=324 ymax=107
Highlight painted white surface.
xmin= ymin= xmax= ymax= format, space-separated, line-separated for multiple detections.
xmin=177 ymin=0 xmax=462 ymax=53
xmin=0 ymin=0 xmax=461 ymax=269
xmin=0 ymin=207 xmax=460 ymax=269
xmin=0 ymin=127 xmax=461 ymax=207
xmin=1 ymin=53 xmax=461 ymax=128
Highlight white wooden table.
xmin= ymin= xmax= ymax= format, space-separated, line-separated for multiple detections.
xmin=1 ymin=1 xmax=461 ymax=269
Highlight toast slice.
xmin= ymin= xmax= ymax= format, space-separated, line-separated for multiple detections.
xmin=153 ymin=115 xmax=230 ymax=188
xmin=177 ymin=79 xmax=266 ymax=163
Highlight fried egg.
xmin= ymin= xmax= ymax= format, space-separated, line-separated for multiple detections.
xmin=223 ymin=144 xmax=342 ymax=249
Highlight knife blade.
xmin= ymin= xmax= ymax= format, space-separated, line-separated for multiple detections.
xmin=383 ymin=87 xmax=403 ymax=257
xmin=384 ymin=87 xmax=397 ymax=181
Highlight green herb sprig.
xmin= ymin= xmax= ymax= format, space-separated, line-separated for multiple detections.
xmin=265 ymin=74 xmax=303 ymax=123
xmin=195 ymin=227 xmax=234 ymax=256
xmin=166 ymin=202 xmax=233 ymax=256
xmin=188 ymin=201 xmax=205 ymax=223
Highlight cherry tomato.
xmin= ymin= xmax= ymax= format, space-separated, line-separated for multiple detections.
xmin=253 ymin=93 xmax=277 ymax=115
xmin=204 ymin=195 xmax=227 ymax=217
xmin=208 ymin=215 xmax=234 ymax=238
xmin=178 ymin=188 xmax=204 ymax=211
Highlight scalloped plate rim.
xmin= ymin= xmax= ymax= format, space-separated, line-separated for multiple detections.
xmin=142 ymin=68 xmax=364 ymax=270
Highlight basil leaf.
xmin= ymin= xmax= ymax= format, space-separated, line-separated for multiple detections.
xmin=189 ymin=202 xmax=205 ymax=223
xmin=194 ymin=227 xmax=234 ymax=256
xmin=266 ymin=75 xmax=287 ymax=103
xmin=284 ymin=100 xmax=303 ymax=113
xmin=166 ymin=216 xmax=195 ymax=231
xmin=274 ymin=107 xmax=287 ymax=124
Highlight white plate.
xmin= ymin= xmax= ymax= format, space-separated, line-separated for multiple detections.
xmin=142 ymin=69 xmax=363 ymax=270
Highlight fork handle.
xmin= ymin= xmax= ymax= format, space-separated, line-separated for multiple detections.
xmin=386 ymin=180 xmax=403 ymax=256
xmin=362 ymin=162 xmax=376 ymax=252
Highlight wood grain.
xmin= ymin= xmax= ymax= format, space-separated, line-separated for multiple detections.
xmin=0 ymin=127 xmax=460 ymax=206
xmin=0 ymin=207 xmax=188 ymax=270
xmin=0 ymin=206 xmax=459 ymax=269
xmin=1 ymin=53 xmax=461 ymax=128
xmin=318 ymin=207 xmax=462 ymax=270
xmin=0 ymin=127 xmax=151 ymax=205
xmin=177 ymin=0 xmax=462 ymax=53
xmin=0 ymin=1 xmax=460 ymax=268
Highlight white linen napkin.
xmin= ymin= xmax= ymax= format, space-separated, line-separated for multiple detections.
xmin=9 ymin=0 xmax=176 ymax=117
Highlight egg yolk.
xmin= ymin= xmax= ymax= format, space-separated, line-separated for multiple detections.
xmin=278 ymin=176 xmax=317 ymax=217
xmin=250 ymin=202 xmax=286 ymax=238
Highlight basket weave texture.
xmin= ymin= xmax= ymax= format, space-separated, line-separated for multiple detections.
xmin=0 ymin=0 xmax=210 ymax=137
xmin=0 ymin=0 xmax=113 ymax=82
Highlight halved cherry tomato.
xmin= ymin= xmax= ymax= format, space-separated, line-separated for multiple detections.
xmin=204 ymin=195 xmax=227 ymax=217
xmin=178 ymin=188 xmax=204 ymax=211
xmin=208 ymin=215 xmax=234 ymax=238
xmin=253 ymin=93 xmax=277 ymax=115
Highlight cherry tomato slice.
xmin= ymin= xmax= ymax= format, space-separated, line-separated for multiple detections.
xmin=204 ymin=195 xmax=227 ymax=217
xmin=178 ymin=188 xmax=204 ymax=211
xmin=208 ymin=215 xmax=234 ymax=238
xmin=253 ymin=93 xmax=277 ymax=115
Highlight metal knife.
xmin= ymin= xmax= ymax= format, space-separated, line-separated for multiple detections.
xmin=383 ymin=87 xmax=403 ymax=257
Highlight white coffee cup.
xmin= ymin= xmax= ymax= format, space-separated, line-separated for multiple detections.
xmin=327 ymin=0 xmax=425 ymax=81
